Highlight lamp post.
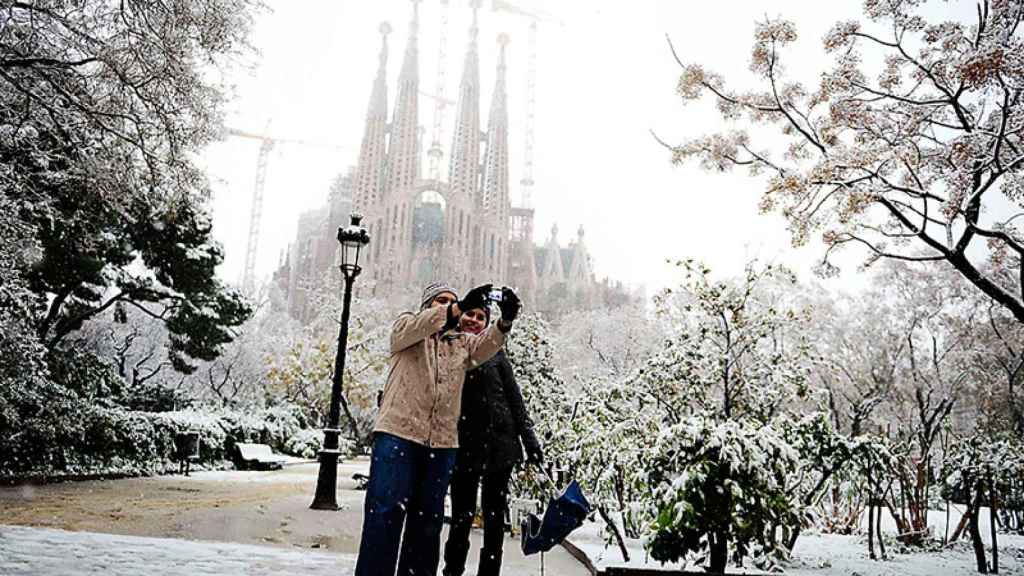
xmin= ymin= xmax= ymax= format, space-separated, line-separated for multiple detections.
xmin=311 ymin=213 xmax=371 ymax=511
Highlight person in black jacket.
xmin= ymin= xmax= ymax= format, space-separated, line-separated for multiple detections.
xmin=442 ymin=303 xmax=543 ymax=576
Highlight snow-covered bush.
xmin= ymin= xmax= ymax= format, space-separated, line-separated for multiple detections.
xmin=0 ymin=403 xmax=323 ymax=479
xmin=941 ymin=433 xmax=1024 ymax=571
xmin=507 ymin=313 xmax=578 ymax=490
xmin=0 ymin=198 xmax=52 ymax=446
xmin=284 ymin=428 xmax=326 ymax=459
xmin=644 ymin=416 xmax=803 ymax=572
xmin=258 ymin=404 xmax=308 ymax=446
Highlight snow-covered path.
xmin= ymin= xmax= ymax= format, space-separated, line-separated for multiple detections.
xmin=0 ymin=525 xmax=356 ymax=575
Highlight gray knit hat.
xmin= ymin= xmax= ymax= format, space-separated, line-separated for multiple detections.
xmin=420 ymin=281 xmax=458 ymax=310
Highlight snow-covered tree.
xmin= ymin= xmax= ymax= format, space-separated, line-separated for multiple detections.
xmin=266 ymin=282 xmax=395 ymax=449
xmin=1 ymin=0 xmax=260 ymax=370
xmin=0 ymin=195 xmax=57 ymax=457
xmin=943 ymin=433 xmax=1024 ymax=573
xmin=662 ymin=0 xmax=1024 ymax=324
xmin=553 ymin=305 xmax=664 ymax=381
xmin=640 ymin=260 xmax=812 ymax=423
xmin=645 ymin=416 xmax=802 ymax=572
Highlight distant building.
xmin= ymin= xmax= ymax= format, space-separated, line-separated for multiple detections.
xmin=275 ymin=4 xmax=633 ymax=320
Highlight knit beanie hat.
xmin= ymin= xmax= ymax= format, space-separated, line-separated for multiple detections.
xmin=420 ymin=281 xmax=457 ymax=310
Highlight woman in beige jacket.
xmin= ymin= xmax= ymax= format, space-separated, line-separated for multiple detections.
xmin=354 ymin=281 xmax=522 ymax=576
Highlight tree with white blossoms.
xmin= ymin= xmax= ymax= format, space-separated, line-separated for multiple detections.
xmin=662 ymin=0 xmax=1024 ymax=324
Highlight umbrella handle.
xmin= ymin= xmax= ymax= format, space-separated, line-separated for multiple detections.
xmin=534 ymin=465 xmax=559 ymax=497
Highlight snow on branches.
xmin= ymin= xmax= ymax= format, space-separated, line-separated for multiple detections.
xmin=645 ymin=415 xmax=802 ymax=571
xmin=663 ymin=0 xmax=1024 ymax=323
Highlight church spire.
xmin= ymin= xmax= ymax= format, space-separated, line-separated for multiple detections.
xmin=481 ymin=34 xmax=510 ymax=218
xmin=384 ymin=0 xmax=421 ymax=199
xmin=447 ymin=0 xmax=482 ymax=201
xmin=541 ymin=223 xmax=565 ymax=281
xmin=352 ymin=22 xmax=391 ymax=214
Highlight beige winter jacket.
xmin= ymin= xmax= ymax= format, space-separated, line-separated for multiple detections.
xmin=373 ymin=305 xmax=506 ymax=448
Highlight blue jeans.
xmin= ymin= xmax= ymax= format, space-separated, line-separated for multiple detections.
xmin=355 ymin=432 xmax=457 ymax=576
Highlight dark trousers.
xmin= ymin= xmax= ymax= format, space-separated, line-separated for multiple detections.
xmin=442 ymin=459 xmax=514 ymax=576
xmin=355 ymin=432 xmax=457 ymax=576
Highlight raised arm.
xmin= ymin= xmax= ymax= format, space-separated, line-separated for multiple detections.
xmin=390 ymin=306 xmax=449 ymax=353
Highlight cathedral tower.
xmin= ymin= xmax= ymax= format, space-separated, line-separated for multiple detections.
xmin=478 ymin=33 xmax=511 ymax=284
xmin=351 ymin=23 xmax=390 ymax=225
xmin=443 ymin=1 xmax=483 ymax=287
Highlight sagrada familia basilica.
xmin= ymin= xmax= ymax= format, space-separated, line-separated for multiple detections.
xmin=274 ymin=2 xmax=634 ymax=320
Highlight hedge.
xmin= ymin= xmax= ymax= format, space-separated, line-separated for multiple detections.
xmin=0 ymin=402 xmax=326 ymax=481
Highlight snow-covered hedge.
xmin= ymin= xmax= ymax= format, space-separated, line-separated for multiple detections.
xmin=0 ymin=402 xmax=322 ymax=480
xmin=284 ymin=428 xmax=328 ymax=459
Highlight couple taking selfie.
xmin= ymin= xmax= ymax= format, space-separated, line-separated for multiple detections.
xmin=354 ymin=281 xmax=543 ymax=576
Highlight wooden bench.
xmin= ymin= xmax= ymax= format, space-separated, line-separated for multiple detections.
xmin=234 ymin=443 xmax=286 ymax=471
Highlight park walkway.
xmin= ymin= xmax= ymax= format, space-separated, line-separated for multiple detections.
xmin=0 ymin=524 xmax=355 ymax=575
xmin=0 ymin=460 xmax=585 ymax=575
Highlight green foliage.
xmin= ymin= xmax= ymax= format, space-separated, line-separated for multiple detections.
xmin=645 ymin=416 xmax=803 ymax=569
xmin=1 ymin=0 xmax=258 ymax=368
xmin=46 ymin=346 xmax=124 ymax=402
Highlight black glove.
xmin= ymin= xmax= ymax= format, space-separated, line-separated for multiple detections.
xmin=498 ymin=287 xmax=521 ymax=323
xmin=458 ymin=283 xmax=492 ymax=314
xmin=523 ymin=431 xmax=543 ymax=465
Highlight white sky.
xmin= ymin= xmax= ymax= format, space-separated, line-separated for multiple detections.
xmin=200 ymin=0 xmax=974 ymax=296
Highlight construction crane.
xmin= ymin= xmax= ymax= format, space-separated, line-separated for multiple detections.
xmin=225 ymin=127 xmax=346 ymax=295
xmin=490 ymin=0 xmax=562 ymax=208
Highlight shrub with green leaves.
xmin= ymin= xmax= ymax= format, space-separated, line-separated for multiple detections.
xmin=645 ymin=416 xmax=802 ymax=572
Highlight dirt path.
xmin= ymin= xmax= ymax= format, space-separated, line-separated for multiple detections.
xmin=0 ymin=460 xmax=586 ymax=575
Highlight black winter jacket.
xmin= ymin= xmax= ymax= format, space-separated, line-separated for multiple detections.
xmin=457 ymin=350 xmax=540 ymax=471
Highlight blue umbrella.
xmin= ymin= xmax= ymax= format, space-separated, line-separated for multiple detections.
xmin=521 ymin=477 xmax=591 ymax=556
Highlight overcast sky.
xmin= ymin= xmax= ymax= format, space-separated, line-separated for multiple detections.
xmin=199 ymin=0 xmax=973 ymax=296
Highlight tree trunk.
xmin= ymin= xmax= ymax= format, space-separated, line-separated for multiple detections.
xmin=952 ymin=505 xmax=971 ymax=543
xmin=709 ymin=530 xmax=728 ymax=574
xmin=876 ymin=499 xmax=887 ymax=560
xmin=868 ymin=501 xmax=876 ymax=560
xmin=945 ymin=496 xmax=951 ymax=545
xmin=990 ymin=474 xmax=999 ymax=574
xmin=598 ymin=506 xmax=630 ymax=563
xmin=969 ymin=480 xmax=989 ymax=574
xmin=785 ymin=523 xmax=802 ymax=551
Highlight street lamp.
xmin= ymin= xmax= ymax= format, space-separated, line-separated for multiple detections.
xmin=311 ymin=213 xmax=371 ymax=511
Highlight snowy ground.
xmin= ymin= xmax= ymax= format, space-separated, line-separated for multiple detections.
xmin=4 ymin=463 xmax=1022 ymax=575
xmin=0 ymin=460 xmax=584 ymax=575
xmin=571 ymin=506 xmax=1024 ymax=575
xmin=0 ymin=524 xmax=356 ymax=575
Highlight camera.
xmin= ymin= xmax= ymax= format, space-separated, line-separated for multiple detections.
xmin=488 ymin=287 xmax=505 ymax=302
